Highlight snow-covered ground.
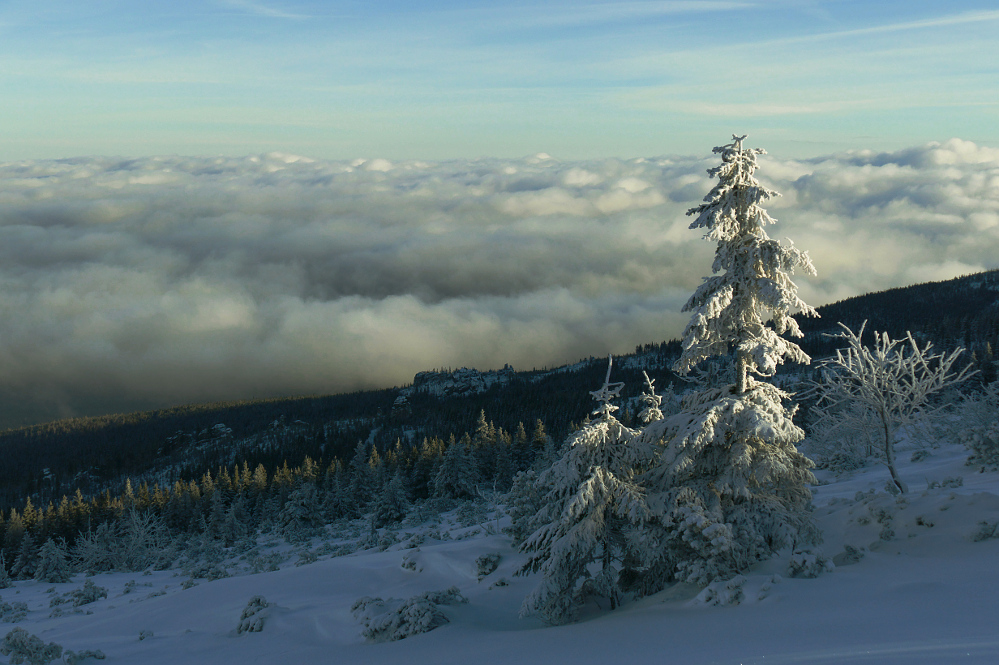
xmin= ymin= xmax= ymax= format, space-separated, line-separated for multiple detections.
xmin=3 ymin=439 xmax=999 ymax=665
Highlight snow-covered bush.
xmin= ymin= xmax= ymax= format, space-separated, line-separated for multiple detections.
xmin=294 ymin=549 xmax=318 ymax=567
xmin=455 ymin=501 xmax=488 ymax=528
xmin=972 ymin=521 xmax=998 ymax=542
xmin=351 ymin=587 xmax=467 ymax=642
xmin=0 ymin=628 xmax=62 ymax=665
xmin=400 ymin=552 xmax=422 ymax=572
xmin=807 ymin=323 xmax=974 ymax=493
xmin=63 ymin=648 xmax=105 ymax=664
xmin=804 ymin=401 xmax=881 ymax=472
xmin=756 ymin=574 xmax=781 ymax=601
xmin=786 ymin=548 xmax=833 ymax=579
xmin=691 ymin=575 xmax=747 ymax=607
xmin=248 ymin=552 xmax=285 ymax=574
xmin=475 ymin=553 xmax=501 ymax=581
xmin=236 ymin=596 xmax=270 ymax=634
xmin=954 ymin=380 xmax=999 ymax=432
xmin=73 ymin=510 xmax=172 ymax=572
xmin=961 ymin=417 xmax=999 ymax=471
xmin=70 ymin=580 xmax=107 ymax=608
xmin=184 ymin=562 xmax=229 ymax=581
xmin=1 ymin=600 xmax=28 ymax=623
xmin=832 ymin=545 xmax=865 ymax=567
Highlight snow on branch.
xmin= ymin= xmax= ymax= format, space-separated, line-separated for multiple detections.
xmin=807 ymin=321 xmax=976 ymax=493
xmin=589 ymin=355 xmax=625 ymax=419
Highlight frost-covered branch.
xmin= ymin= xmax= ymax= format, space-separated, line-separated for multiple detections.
xmin=807 ymin=322 xmax=976 ymax=493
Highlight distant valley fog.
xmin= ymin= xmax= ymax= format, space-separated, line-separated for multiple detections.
xmin=0 ymin=139 xmax=996 ymax=427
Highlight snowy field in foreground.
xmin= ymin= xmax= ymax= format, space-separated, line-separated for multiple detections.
xmin=3 ymin=440 xmax=999 ymax=665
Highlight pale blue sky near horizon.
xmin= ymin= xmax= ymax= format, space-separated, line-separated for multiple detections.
xmin=1 ymin=0 xmax=997 ymax=161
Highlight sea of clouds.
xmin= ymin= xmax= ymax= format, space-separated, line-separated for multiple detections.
xmin=0 ymin=138 xmax=997 ymax=426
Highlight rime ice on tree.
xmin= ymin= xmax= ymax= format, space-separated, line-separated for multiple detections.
xmin=638 ymin=136 xmax=820 ymax=591
xmin=678 ymin=134 xmax=817 ymax=393
xmin=518 ymin=356 xmax=646 ymax=624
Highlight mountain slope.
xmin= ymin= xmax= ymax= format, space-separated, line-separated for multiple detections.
xmin=3 ymin=437 xmax=999 ymax=665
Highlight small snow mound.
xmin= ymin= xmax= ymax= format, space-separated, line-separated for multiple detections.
xmin=786 ymin=548 xmax=834 ymax=579
xmin=351 ymin=587 xmax=467 ymax=642
xmin=236 ymin=596 xmax=270 ymax=634
xmin=690 ymin=576 xmax=747 ymax=607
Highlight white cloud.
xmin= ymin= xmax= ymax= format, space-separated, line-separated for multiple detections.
xmin=0 ymin=140 xmax=997 ymax=425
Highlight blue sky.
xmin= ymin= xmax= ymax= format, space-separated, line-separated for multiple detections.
xmin=1 ymin=1 xmax=998 ymax=159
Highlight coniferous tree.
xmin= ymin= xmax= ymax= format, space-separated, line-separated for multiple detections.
xmin=10 ymin=532 xmax=39 ymax=580
xmin=519 ymin=358 xmax=647 ymax=625
xmin=433 ymin=435 xmax=479 ymax=500
xmin=3 ymin=510 xmax=25 ymax=555
xmin=34 ymin=538 xmax=72 ymax=584
xmin=371 ymin=471 xmax=410 ymax=528
xmin=492 ymin=430 xmax=515 ymax=493
xmin=505 ymin=469 xmax=544 ymax=546
xmin=512 ymin=422 xmax=531 ymax=471
xmin=637 ymin=136 xmax=819 ymax=591
xmin=278 ymin=482 xmax=322 ymax=542
xmin=221 ymin=494 xmax=252 ymax=547
xmin=347 ymin=441 xmax=375 ymax=512
xmin=0 ymin=551 xmax=12 ymax=589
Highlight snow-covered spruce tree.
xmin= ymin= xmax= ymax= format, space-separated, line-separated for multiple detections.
xmin=372 ymin=471 xmax=410 ymax=528
xmin=637 ymin=136 xmax=819 ymax=591
xmin=518 ymin=357 xmax=647 ymax=625
xmin=807 ymin=322 xmax=975 ymax=493
xmin=10 ymin=534 xmax=38 ymax=581
xmin=504 ymin=469 xmax=545 ymax=545
xmin=432 ymin=435 xmax=479 ymax=501
xmin=33 ymin=539 xmax=71 ymax=584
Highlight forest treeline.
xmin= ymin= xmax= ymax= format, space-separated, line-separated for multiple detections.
xmin=0 ymin=411 xmax=551 ymax=575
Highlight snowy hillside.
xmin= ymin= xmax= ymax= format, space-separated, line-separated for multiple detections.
xmin=3 ymin=438 xmax=998 ymax=665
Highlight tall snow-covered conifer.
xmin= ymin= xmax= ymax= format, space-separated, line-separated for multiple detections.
xmin=637 ymin=136 xmax=819 ymax=591
xmin=677 ymin=134 xmax=816 ymax=392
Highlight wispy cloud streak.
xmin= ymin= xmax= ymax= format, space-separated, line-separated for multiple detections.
xmin=218 ymin=0 xmax=309 ymax=20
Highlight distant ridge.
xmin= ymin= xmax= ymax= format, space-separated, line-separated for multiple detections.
xmin=799 ymin=269 xmax=999 ymax=359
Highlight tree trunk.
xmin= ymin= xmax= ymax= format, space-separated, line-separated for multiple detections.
xmin=735 ymin=352 xmax=748 ymax=395
xmin=882 ymin=416 xmax=908 ymax=494
xmin=603 ymin=545 xmax=617 ymax=610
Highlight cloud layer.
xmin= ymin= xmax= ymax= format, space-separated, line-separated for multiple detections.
xmin=1 ymin=139 xmax=997 ymax=426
